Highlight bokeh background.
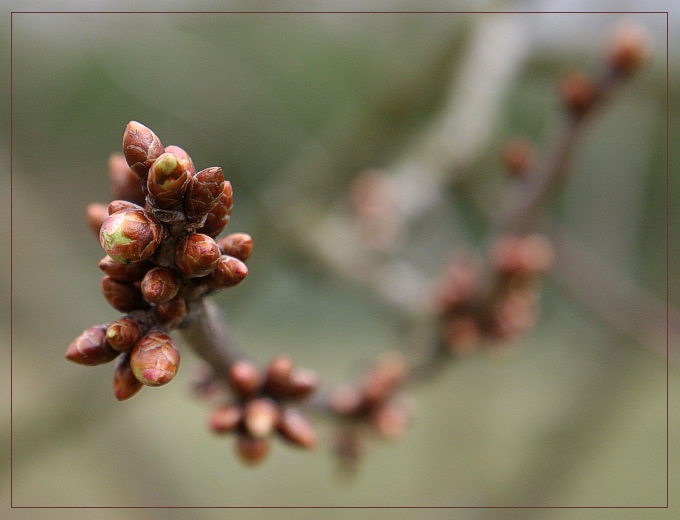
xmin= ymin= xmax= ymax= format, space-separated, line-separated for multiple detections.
xmin=3 ymin=3 xmax=678 ymax=519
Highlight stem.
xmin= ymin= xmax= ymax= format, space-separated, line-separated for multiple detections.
xmin=180 ymin=298 xmax=242 ymax=385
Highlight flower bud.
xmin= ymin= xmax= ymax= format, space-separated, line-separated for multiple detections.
xmin=560 ymin=72 xmax=597 ymax=117
xmin=130 ymin=330 xmax=180 ymax=387
xmin=108 ymin=200 xmax=143 ymax=215
xmin=86 ymin=203 xmax=108 ymax=237
xmin=285 ymin=368 xmax=319 ymax=401
xmin=217 ymin=233 xmax=253 ymax=262
xmin=198 ymin=181 xmax=233 ymax=237
xmin=206 ymin=255 xmax=248 ymax=290
xmin=101 ymin=276 xmax=147 ymax=313
xmin=228 ymin=360 xmax=262 ymax=397
xmin=209 ymin=405 xmax=242 ymax=434
xmin=123 ymin=121 xmax=164 ymax=180
xmin=140 ymin=267 xmax=182 ymax=303
xmin=361 ymin=353 xmax=407 ymax=405
xmin=175 ymin=233 xmax=220 ymax=277
xmin=264 ymin=355 xmax=293 ymax=398
xmin=329 ymin=384 xmax=363 ymax=415
xmin=371 ymin=400 xmax=408 ymax=440
xmin=606 ymin=21 xmax=652 ymax=75
xmin=108 ymin=152 xmax=145 ymax=205
xmin=235 ymin=435 xmax=269 ymax=465
xmin=98 ymin=256 xmax=150 ymax=283
xmin=164 ymin=145 xmax=196 ymax=175
xmin=244 ymin=398 xmax=279 ymax=439
xmin=155 ymin=297 xmax=187 ymax=327
xmin=502 ymin=137 xmax=534 ymax=178
xmin=278 ymin=408 xmax=316 ymax=449
xmin=66 ymin=324 xmax=119 ymax=366
xmin=184 ymin=167 xmax=225 ymax=219
xmin=100 ymin=208 xmax=163 ymax=264
xmin=147 ymin=152 xmax=190 ymax=209
xmin=113 ymin=352 xmax=144 ymax=401
xmin=106 ymin=317 xmax=145 ymax=352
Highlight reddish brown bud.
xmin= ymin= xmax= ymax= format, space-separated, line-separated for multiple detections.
xmin=130 ymin=330 xmax=180 ymax=387
xmin=606 ymin=22 xmax=652 ymax=75
xmin=372 ymin=401 xmax=408 ymax=440
xmin=264 ymin=355 xmax=293 ymax=398
xmin=329 ymin=384 xmax=363 ymax=415
xmin=278 ymin=408 xmax=316 ymax=449
xmin=66 ymin=324 xmax=119 ymax=366
xmin=113 ymin=352 xmax=144 ymax=401
xmin=443 ymin=316 xmax=480 ymax=355
xmin=206 ymin=255 xmax=248 ymax=290
xmin=155 ymin=297 xmax=187 ymax=327
xmin=106 ymin=317 xmax=144 ymax=352
xmin=285 ymin=368 xmax=319 ymax=401
xmin=199 ymin=181 xmax=233 ymax=237
xmin=243 ymin=398 xmax=279 ymax=438
xmin=217 ymin=233 xmax=253 ymax=262
xmin=235 ymin=435 xmax=269 ymax=465
xmin=434 ymin=254 xmax=481 ymax=314
xmin=108 ymin=152 xmax=145 ymax=205
xmin=86 ymin=203 xmax=109 ymax=237
xmin=99 ymin=208 xmax=163 ymax=264
xmin=101 ymin=276 xmax=147 ymax=313
xmin=175 ymin=233 xmax=220 ymax=278
xmin=108 ymin=200 xmax=143 ymax=215
xmin=98 ymin=256 xmax=150 ymax=283
xmin=184 ymin=167 xmax=225 ymax=219
xmin=208 ymin=405 xmax=242 ymax=434
xmin=362 ymin=353 xmax=407 ymax=405
xmin=560 ymin=72 xmax=598 ymax=117
xmin=502 ymin=137 xmax=534 ymax=178
xmin=123 ymin=121 xmax=164 ymax=180
xmin=147 ymin=152 xmax=190 ymax=209
xmin=490 ymin=234 xmax=554 ymax=277
xmin=140 ymin=267 xmax=182 ymax=303
xmin=229 ymin=360 xmax=262 ymax=397
xmin=164 ymin=145 xmax=196 ymax=175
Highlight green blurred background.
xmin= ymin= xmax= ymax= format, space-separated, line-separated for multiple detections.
xmin=3 ymin=4 xmax=678 ymax=519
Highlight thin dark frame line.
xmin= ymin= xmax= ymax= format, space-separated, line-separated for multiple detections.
xmin=9 ymin=9 xmax=670 ymax=510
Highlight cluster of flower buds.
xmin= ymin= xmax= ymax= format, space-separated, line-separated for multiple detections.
xmin=68 ymin=122 xmax=252 ymax=400
xmin=328 ymin=353 xmax=412 ymax=474
xmin=207 ymin=356 xmax=319 ymax=465
xmin=560 ymin=22 xmax=651 ymax=119
xmin=434 ymin=234 xmax=554 ymax=354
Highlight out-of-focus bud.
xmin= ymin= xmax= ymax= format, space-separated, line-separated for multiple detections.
xmin=235 ymin=435 xmax=269 ymax=465
xmin=217 ymin=233 xmax=253 ymax=262
xmin=229 ymin=360 xmax=262 ymax=397
xmin=147 ymin=152 xmax=190 ymax=209
xmin=99 ymin=208 xmax=163 ymax=264
xmin=113 ymin=352 xmax=144 ymax=401
xmin=199 ymin=181 xmax=233 ymax=237
xmin=278 ymin=408 xmax=316 ymax=448
xmin=606 ymin=21 xmax=652 ymax=75
xmin=108 ymin=152 xmax=145 ymax=205
xmin=264 ymin=355 xmax=293 ymax=398
xmin=490 ymin=234 xmax=554 ymax=277
xmin=206 ymin=255 xmax=248 ymax=290
xmin=184 ymin=167 xmax=225 ymax=220
xmin=175 ymin=233 xmax=220 ymax=277
xmin=443 ymin=316 xmax=480 ymax=355
xmin=106 ymin=317 xmax=145 ymax=352
xmin=209 ymin=405 xmax=242 ymax=434
xmin=164 ymin=145 xmax=196 ymax=175
xmin=98 ymin=256 xmax=150 ymax=283
xmin=361 ymin=353 xmax=408 ymax=405
xmin=108 ymin=200 xmax=143 ymax=215
xmin=560 ymin=72 xmax=598 ymax=117
xmin=329 ymin=384 xmax=363 ymax=415
xmin=502 ymin=137 xmax=534 ymax=178
xmin=86 ymin=203 xmax=109 ymax=237
xmin=371 ymin=400 xmax=408 ymax=441
xmin=140 ymin=267 xmax=182 ymax=303
xmin=101 ymin=276 xmax=147 ymax=313
xmin=244 ymin=398 xmax=279 ymax=438
xmin=130 ymin=330 xmax=180 ymax=387
xmin=65 ymin=324 xmax=119 ymax=366
xmin=433 ymin=254 xmax=481 ymax=315
xmin=285 ymin=368 xmax=319 ymax=401
xmin=123 ymin=121 xmax=164 ymax=180
xmin=155 ymin=297 xmax=187 ymax=327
